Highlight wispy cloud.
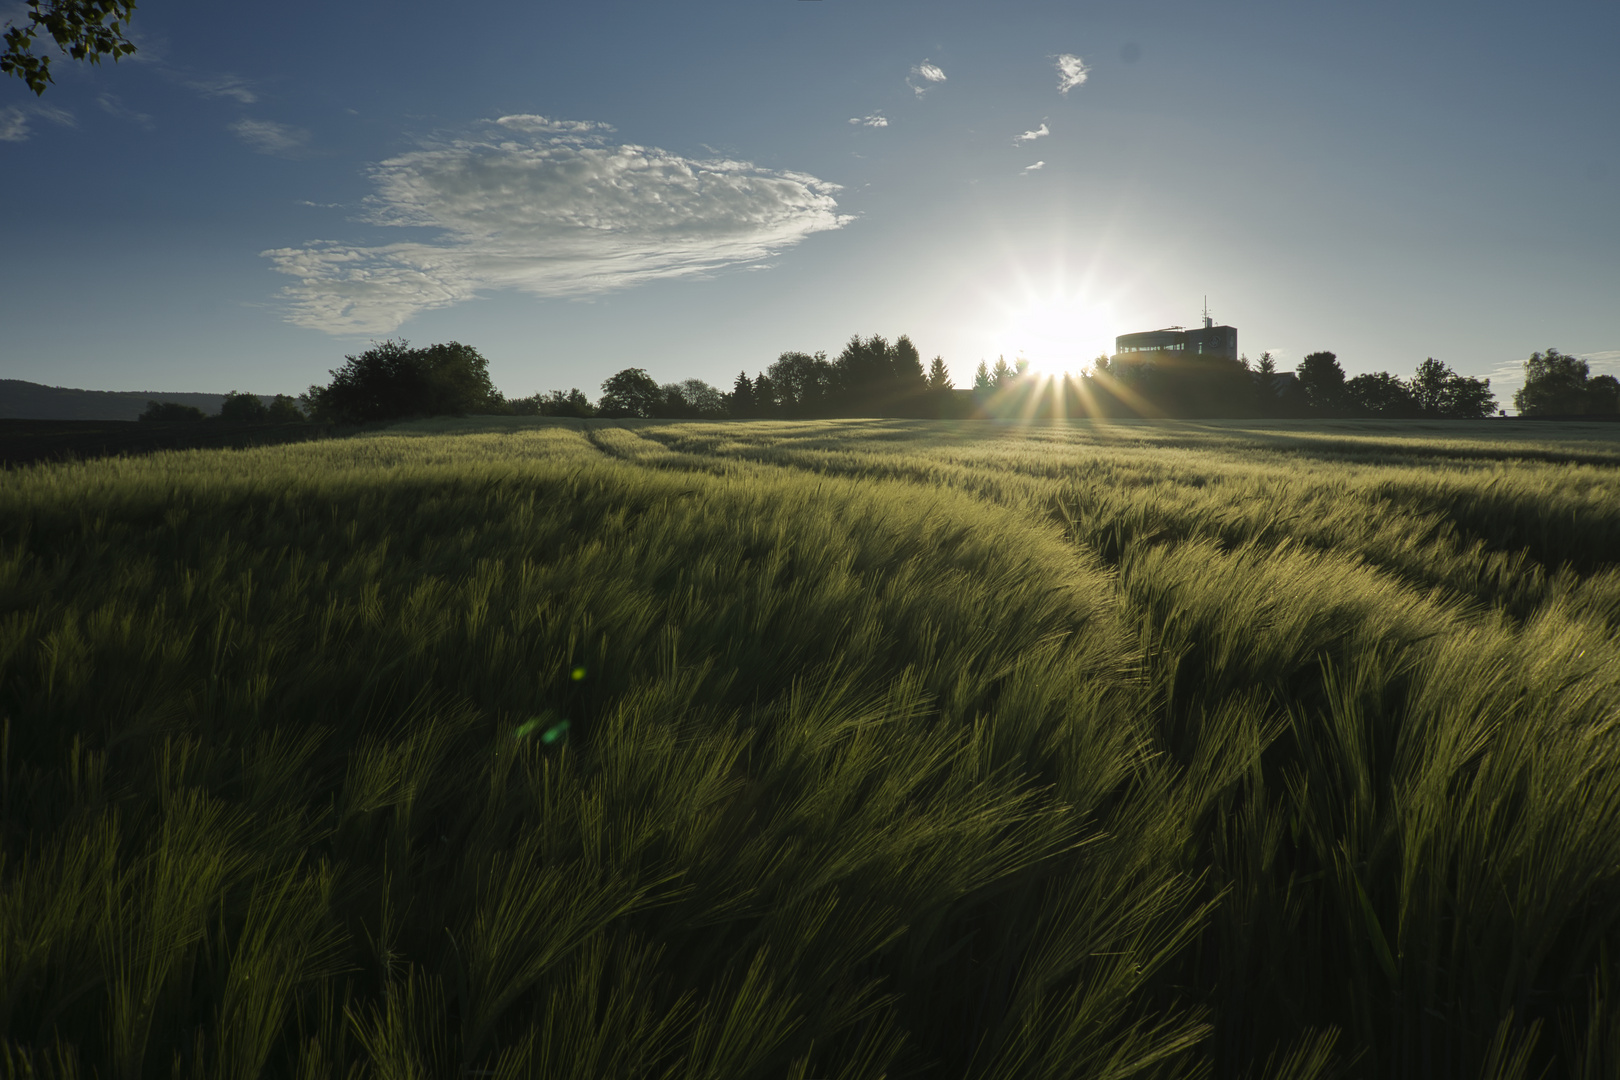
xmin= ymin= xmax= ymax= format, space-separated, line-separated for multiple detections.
xmin=98 ymin=92 xmax=153 ymax=129
xmin=0 ymin=107 xmax=26 ymax=143
xmin=1017 ymin=121 xmax=1050 ymax=142
xmin=908 ymin=59 xmax=946 ymax=98
xmin=0 ymin=102 xmax=75 ymax=142
xmin=1055 ymin=54 xmax=1090 ymax=93
xmin=493 ymin=114 xmax=614 ymax=136
xmin=229 ymin=118 xmax=310 ymax=156
xmin=848 ymin=113 xmax=888 ymax=128
xmin=1582 ymin=349 xmax=1620 ymax=374
xmin=261 ymin=116 xmax=851 ymax=335
xmin=187 ymin=73 xmax=257 ymax=103
xmin=1022 ymin=161 xmax=1046 ymax=173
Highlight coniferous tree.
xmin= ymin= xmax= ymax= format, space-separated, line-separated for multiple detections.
xmin=973 ymin=361 xmax=993 ymax=392
xmin=727 ymin=371 xmax=757 ymax=418
xmin=990 ymin=356 xmax=1014 ymax=390
xmin=752 ymin=372 xmax=778 ymax=417
xmin=892 ymin=335 xmax=928 ymax=415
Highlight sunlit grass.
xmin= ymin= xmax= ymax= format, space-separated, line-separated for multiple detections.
xmin=1 ymin=417 xmax=1618 ymax=1078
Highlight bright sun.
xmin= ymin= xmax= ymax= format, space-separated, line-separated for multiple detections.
xmin=984 ymin=293 xmax=1114 ymax=377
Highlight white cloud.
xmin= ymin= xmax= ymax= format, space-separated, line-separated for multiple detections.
xmin=1017 ymin=121 xmax=1050 ymax=142
xmin=494 ymin=114 xmax=615 ymax=136
xmin=229 ymin=118 xmax=310 ymax=156
xmin=1055 ymin=54 xmax=1090 ymax=93
xmin=848 ymin=113 xmax=888 ymax=127
xmin=908 ymin=59 xmax=947 ymax=98
xmin=1022 ymin=161 xmax=1046 ymax=173
xmin=0 ymin=107 xmax=27 ymax=142
xmin=187 ymin=74 xmax=257 ymax=103
xmin=0 ymin=102 xmax=74 ymax=142
xmin=1581 ymin=349 xmax=1620 ymax=374
xmin=261 ymin=117 xmax=852 ymax=335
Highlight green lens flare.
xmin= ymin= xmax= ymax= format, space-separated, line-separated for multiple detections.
xmin=570 ymin=666 xmax=587 ymax=681
xmin=541 ymin=720 xmax=570 ymax=744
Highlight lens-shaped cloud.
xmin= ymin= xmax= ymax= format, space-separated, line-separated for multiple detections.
xmin=230 ymin=118 xmax=310 ymax=156
xmin=848 ymin=113 xmax=889 ymax=127
xmin=1055 ymin=54 xmax=1090 ymax=93
xmin=262 ymin=117 xmax=851 ymax=334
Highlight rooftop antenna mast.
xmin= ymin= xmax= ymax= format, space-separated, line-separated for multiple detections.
xmin=1202 ymin=295 xmax=1212 ymax=329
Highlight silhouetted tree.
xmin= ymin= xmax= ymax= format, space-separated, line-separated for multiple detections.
xmin=678 ymin=379 xmax=725 ymax=418
xmin=767 ymin=351 xmax=835 ymax=417
xmin=926 ymin=356 xmax=951 ymax=392
xmin=833 ymin=335 xmax=897 ymax=415
xmin=138 ymin=401 xmax=207 ymax=422
xmin=752 ymin=372 xmax=779 ymax=417
xmin=267 ymin=394 xmax=307 ymax=423
xmin=306 ymin=339 xmax=499 ymax=423
xmin=2 ymin=0 xmax=136 ymax=95
xmin=512 ymin=388 xmax=595 ymax=417
xmin=1407 ymin=357 xmax=1495 ymax=418
xmin=218 ymin=391 xmax=269 ymax=423
xmin=598 ymin=368 xmax=662 ymax=418
xmin=990 ymin=356 xmax=1014 ymax=390
xmin=1591 ymin=376 xmax=1620 ymax=415
xmin=1296 ymin=351 xmax=1347 ymax=414
xmin=1256 ymin=351 xmax=1277 ymax=376
xmin=1345 ymin=372 xmax=1418 ymax=418
xmin=893 ymin=334 xmax=929 ymax=415
xmin=1514 ymin=348 xmax=1618 ymax=416
xmin=973 ymin=361 xmax=993 ymax=392
xmin=651 ymin=379 xmax=724 ymax=419
xmin=726 ymin=371 xmax=756 ymax=418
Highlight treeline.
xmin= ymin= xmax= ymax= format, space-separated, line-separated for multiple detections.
xmin=517 ymin=334 xmax=955 ymax=420
xmin=139 ymin=393 xmax=306 ymax=423
xmin=1284 ymin=352 xmax=1499 ymax=419
xmin=294 ymin=336 xmax=1614 ymax=425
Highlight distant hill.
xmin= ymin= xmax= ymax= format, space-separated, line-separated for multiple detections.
xmin=0 ymin=380 xmax=272 ymax=421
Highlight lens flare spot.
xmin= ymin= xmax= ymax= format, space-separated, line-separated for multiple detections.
xmin=541 ymin=720 xmax=570 ymax=744
xmin=571 ymin=666 xmax=587 ymax=681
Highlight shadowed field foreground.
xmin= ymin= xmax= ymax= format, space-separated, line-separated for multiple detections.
xmin=4 ymin=417 xmax=1620 ymax=1079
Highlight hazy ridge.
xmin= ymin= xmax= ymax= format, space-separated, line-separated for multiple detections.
xmin=0 ymin=378 xmax=271 ymax=421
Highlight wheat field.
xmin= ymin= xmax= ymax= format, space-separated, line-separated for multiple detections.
xmin=3 ymin=416 xmax=1619 ymax=1079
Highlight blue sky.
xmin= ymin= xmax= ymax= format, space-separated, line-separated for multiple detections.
xmin=3 ymin=0 xmax=1616 ymax=408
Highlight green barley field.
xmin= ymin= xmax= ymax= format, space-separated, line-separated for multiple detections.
xmin=4 ymin=416 xmax=1620 ymax=1080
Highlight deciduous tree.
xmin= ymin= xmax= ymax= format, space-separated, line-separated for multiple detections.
xmin=1345 ymin=372 xmax=1418 ymax=418
xmin=1296 ymin=351 xmax=1347 ymax=414
xmin=2 ymin=0 xmax=136 ymax=95
xmin=138 ymin=400 xmax=205 ymax=422
xmin=598 ymin=367 xmax=662 ymax=418
xmin=1514 ymin=348 xmax=1618 ymax=416
xmin=218 ymin=390 xmax=269 ymax=423
xmin=305 ymin=339 xmax=499 ymax=423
